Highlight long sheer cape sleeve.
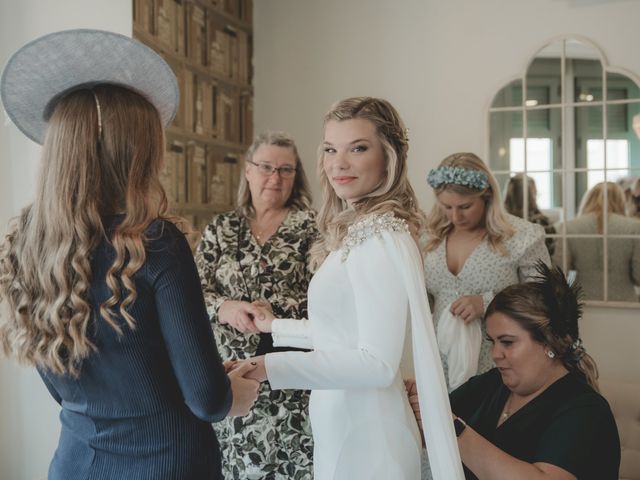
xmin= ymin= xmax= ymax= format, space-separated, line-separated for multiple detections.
xmin=384 ymin=228 xmax=464 ymax=480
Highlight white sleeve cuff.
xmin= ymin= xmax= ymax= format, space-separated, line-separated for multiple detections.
xmin=272 ymin=318 xmax=313 ymax=349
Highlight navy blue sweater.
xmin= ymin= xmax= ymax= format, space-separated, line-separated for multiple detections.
xmin=38 ymin=218 xmax=232 ymax=479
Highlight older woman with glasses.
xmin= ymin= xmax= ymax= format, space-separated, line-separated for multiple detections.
xmin=195 ymin=131 xmax=318 ymax=479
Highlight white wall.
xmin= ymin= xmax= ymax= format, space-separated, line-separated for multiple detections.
xmin=1 ymin=0 xmax=639 ymax=478
xmin=254 ymin=0 xmax=640 ymax=383
xmin=0 ymin=2 xmax=130 ymax=479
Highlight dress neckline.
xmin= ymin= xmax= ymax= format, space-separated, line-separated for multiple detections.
xmin=442 ymin=234 xmax=486 ymax=278
xmin=244 ymin=208 xmax=291 ymax=248
xmin=495 ymin=370 xmax=572 ymax=430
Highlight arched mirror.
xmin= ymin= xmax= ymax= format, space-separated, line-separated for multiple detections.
xmin=488 ymin=36 xmax=640 ymax=306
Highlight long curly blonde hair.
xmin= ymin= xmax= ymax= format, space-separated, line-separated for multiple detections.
xmin=309 ymin=97 xmax=425 ymax=270
xmin=425 ymin=152 xmax=514 ymax=255
xmin=0 ymin=85 xmax=169 ymax=376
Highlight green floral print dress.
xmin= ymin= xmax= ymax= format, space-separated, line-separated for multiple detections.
xmin=195 ymin=208 xmax=318 ymax=480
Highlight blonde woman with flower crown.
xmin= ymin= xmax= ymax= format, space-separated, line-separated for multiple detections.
xmin=229 ymin=97 xmax=464 ymax=479
xmin=417 ymin=154 xmax=551 ymax=480
xmin=424 ymin=153 xmax=551 ymax=392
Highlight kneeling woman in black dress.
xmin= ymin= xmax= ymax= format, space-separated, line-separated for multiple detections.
xmin=410 ymin=262 xmax=620 ymax=480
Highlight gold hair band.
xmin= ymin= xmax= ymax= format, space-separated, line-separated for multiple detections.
xmin=92 ymin=91 xmax=102 ymax=138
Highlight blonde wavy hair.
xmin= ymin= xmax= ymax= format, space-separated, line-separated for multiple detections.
xmin=309 ymin=97 xmax=424 ymax=270
xmin=425 ymin=152 xmax=514 ymax=255
xmin=0 ymin=85 xmax=169 ymax=376
xmin=236 ymin=131 xmax=312 ymax=218
xmin=578 ymin=181 xmax=626 ymax=234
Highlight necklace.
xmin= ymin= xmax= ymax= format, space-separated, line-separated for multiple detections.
xmin=501 ymin=393 xmax=513 ymax=419
xmin=252 ymin=222 xmax=273 ymax=242
xmin=251 ymin=219 xmax=275 ymax=242
xmin=251 ymin=208 xmax=288 ymax=244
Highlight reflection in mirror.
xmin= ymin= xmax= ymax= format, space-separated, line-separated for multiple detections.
xmin=628 ymin=102 xmax=640 ymax=163
xmin=574 ymin=105 xmax=604 ymax=171
xmin=553 ymin=237 xmax=605 ymax=301
xmin=525 ymin=108 xmax=562 ymax=171
xmin=526 ymin=41 xmax=563 ymax=107
xmin=606 ymin=101 xmax=640 ymax=174
xmin=618 ymin=168 xmax=640 ymax=219
xmin=490 ymin=79 xmax=523 ymax=108
xmin=569 ymin=170 xmax=598 ymax=221
xmin=597 ymin=174 xmax=640 ymax=303
xmin=489 ymin=111 xmax=523 ymax=171
xmin=565 ymin=38 xmax=600 ymax=60
xmin=493 ymin=172 xmax=512 ymax=197
xmin=502 ymin=173 xmax=564 ymax=220
xmin=502 ymin=172 xmax=561 ymax=257
xmin=608 ymin=236 xmax=640 ymax=302
xmin=554 ymin=178 xmax=640 ymax=302
xmin=489 ymin=36 xmax=640 ymax=304
xmin=607 ymin=72 xmax=640 ymax=101
xmin=568 ymin=40 xmax=603 ymax=104
xmin=609 ymin=168 xmax=640 ymax=302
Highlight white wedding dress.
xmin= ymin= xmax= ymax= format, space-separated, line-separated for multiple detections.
xmin=265 ymin=213 xmax=464 ymax=480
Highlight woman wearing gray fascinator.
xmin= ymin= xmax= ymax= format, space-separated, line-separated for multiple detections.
xmin=0 ymin=29 xmax=259 ymax=479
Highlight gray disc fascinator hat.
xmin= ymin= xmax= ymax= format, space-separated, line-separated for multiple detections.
xmin=0 ymin=28 xmax=179 ymax=144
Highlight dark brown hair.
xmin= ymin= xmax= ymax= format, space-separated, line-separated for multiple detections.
xmin=485 ymin=262 xmax=599 ymax=391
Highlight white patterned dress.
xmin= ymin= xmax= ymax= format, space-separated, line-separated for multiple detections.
xmin=424 ymin=214 xmax=550 ymax=387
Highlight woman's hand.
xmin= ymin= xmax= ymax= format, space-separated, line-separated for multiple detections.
xmin=227 ymin=361 xmax=260 ymax=416
xmin=252 ymin=306 xmax=275 ymax=333
xmin=404 ymin=379 xmax=421 ymax=423
xmin=251 ymin=299 xmax=273 ymax=313
xmin=218 ymin=300 xmax=264 ymax=333
xmin=404 ymin=378 xmax=425 ymax=446
xmin=450 ymin=295 xmax=484 ymax=324
xmin=240 ymin=356 xmax=268 ymax=382
xmin=223 ymin=359 xmax=239 ymax=373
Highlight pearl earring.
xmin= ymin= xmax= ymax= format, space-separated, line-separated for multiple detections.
xmin=546 ymin=350 xmax=556 ymax=359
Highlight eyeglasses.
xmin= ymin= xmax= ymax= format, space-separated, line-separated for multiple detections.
xmin=247 ymin=159 xmax=297 ymax=178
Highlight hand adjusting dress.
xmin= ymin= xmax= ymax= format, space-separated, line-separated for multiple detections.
xmin=424 ymin=214 xmax=550 ymax=388
xmin=451 ymin=369 xmax=620 ymax=480
xmin=264 ymin=213 xmax=464 ymax=480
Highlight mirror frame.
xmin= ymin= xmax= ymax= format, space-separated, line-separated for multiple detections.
xmin=486 ymin=34 xmax=640 ymax=308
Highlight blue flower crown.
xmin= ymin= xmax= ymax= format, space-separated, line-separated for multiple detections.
xmin=427 ymin=166 xmax=490 ymax=190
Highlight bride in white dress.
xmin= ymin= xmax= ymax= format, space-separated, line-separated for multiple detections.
xmin=245 ymin=97 xmax=464 ymax=480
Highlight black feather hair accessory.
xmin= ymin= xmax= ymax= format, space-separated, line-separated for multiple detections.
xmin=531 ymin=261 xmax=584 ymax=340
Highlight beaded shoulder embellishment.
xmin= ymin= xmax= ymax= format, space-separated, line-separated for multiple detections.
xmin=341 ymin=212 xmax=409 ymax=261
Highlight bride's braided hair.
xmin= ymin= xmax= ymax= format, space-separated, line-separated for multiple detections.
xmin=309 ymin=97 xmax=423 ymax=270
